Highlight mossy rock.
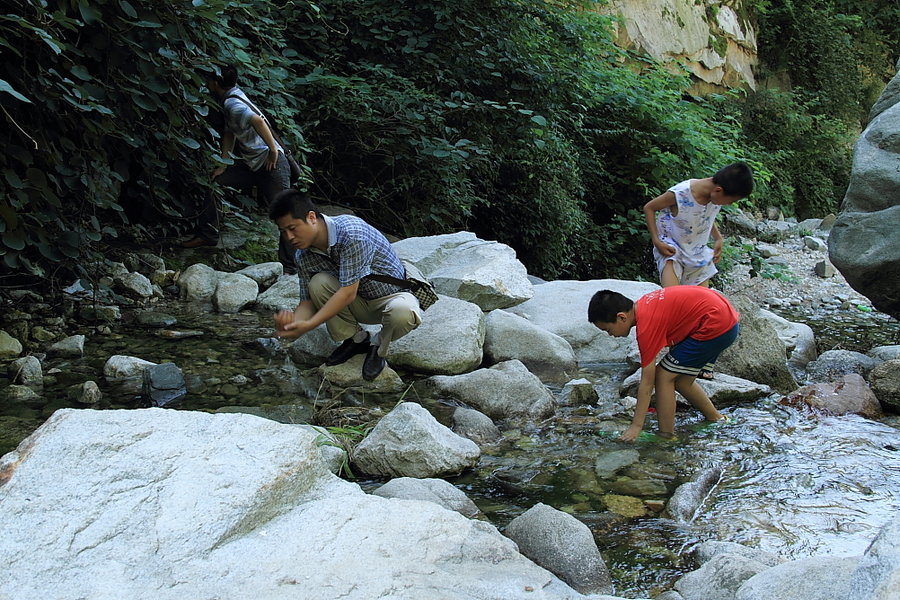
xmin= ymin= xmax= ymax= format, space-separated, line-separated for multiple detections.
xmin=223 ymin=217 xmax=281 ymax=266
xmin=0 ymin=415 xmax=44 ymax=456
xmin=602 ymin=493 xmax=649 ymax=518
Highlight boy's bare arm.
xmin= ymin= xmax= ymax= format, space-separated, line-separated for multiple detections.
xmin=621 ymin=363 xmax=656 ymax=441
xmin=644 ymin=192 xmax=677 ymax=257
xmin=711 ymin=222 xmax=724 ymax=262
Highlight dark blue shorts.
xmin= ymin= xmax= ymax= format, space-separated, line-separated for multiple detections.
xmin=659 ymin=323 xmax=740 ymax=377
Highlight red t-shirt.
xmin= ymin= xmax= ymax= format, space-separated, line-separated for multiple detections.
xmin=634 ymin=286 xmax=740 ymax=367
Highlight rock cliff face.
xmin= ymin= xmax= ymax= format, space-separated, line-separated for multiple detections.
xmin=598 ymin=0 xmax=757 ymax=92
xmin=828 ymin=64 xmax=900 ymax=320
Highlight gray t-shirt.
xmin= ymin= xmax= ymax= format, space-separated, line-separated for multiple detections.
xmin=222 ymin=88 xmax=282 ymax=172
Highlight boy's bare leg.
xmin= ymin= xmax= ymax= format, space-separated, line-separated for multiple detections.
xmin=654 ymin=368 xmax=681 ymax=435
xmin=674 ymin=375 xmax=723 ymax=421
xmin=660 ymin=261 xmax=680 ymax=287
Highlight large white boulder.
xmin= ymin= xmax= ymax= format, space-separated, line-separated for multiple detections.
xmin=759 ymin=309 xmax=817 ymax=376
xmin=484 ymin=309 xmax=577 ymax=383
xmin=0 ymin=408 xmax=595 ymax=600
xmin=178 ymin=263 xmax=219 ymax=302
xmin=504 ymin=279 xmax=659 ymax=364
xmin=848 ymin=511 xmax=900 ymax=600
xmin=504 ymin=503 xmax=612 ymax=595
xmin=255 ymin=273 xmax=302 ymax=312
xmin=393 ymin=231 xmax=533 ymax=310
xmin=352 ymin=402 xmax=480 ymax=478
xmin=426 ymin=360 xmax=557 ymax=421
xmin=736 ymin=556 xmax=862 ymax=600
xmin=236 ymin=262 xmax=283 ymax=290
xmin=103 ymin=354 xmax=157 ymax=378
xmin=213 ymin=272 xmax=259 ymax=313
xmin=387 ymin=295 xmax=485 ymax=375
xmin=372 ymin=477 xmax=482 ymax=519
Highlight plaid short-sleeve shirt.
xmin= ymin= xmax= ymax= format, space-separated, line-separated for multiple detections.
xmin=294 ymin=214 xmax=405 ymax=301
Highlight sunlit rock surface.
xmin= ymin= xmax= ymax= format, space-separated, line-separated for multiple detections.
xmin=829 ymin=65 xmax=900 ymax=320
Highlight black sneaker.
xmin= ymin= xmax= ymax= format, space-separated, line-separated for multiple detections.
xmin=325 ymin=334 xmax=371 ymax=366
xmin=362 ymin=344 xmax=386 ymax=380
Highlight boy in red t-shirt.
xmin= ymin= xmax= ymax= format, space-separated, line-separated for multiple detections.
xmin=588 ymin=286 xmax=740 ymax=441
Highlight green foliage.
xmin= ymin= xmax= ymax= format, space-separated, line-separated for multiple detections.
xmin=0 ymin=0 xmax=877 ymax=287
xmin=754 ymin=0 xmax=863 ymax=122
xmin=751 ymin=254 xmax=796 ymax=282
xmin=832 ymin=2 xmax=900 ymax=112
xmin=752 ymin=0 xmax=898 ymax=126
xmin=227 ymin=234 xmax=277 ymax=267
xmin=723 ymin=88 xmax=853 ymax=218
xmin=711 ymin=236 xmax=797 ymax=289
xmin=316 ymin=425 xmax=372 ymax=479
xmin=575 ymin=210 xmax=653 ymax=281
xmin=709 ymin=236 xmax=746 ymax=289
xmin=0 ymin=0 xmax=311 ymax=281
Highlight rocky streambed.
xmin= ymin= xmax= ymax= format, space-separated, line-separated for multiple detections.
xmin=1 ymin=221 xmax=899 ymax=599
xmin=720 ymin=234 xmax=900 ymax=354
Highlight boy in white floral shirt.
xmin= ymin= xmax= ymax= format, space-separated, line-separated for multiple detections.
xmin=644 ymin=162 xmax=754 ymax=288
xmin=643 ymin=162 xmax=753 ymax=380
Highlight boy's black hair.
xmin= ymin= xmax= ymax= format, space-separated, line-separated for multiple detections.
xmin=210 ymin=65 xmax=238 ymax=89
xmin=712 ymin=162 xmax=754 ymax=198
xmin=588 ymin=290 xmax=634 ymax=324
xmin=269 ymin=189 xmax=321 ymax=222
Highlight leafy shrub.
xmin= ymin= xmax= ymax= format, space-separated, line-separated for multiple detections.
xmin=755 ymin=0 xmax=863 ymax=122
xmin=0 ymin=0 xmax=876 ymax=288
xmin=0 ymin=0 xmax=312 ymax=282
xmin=711 ymin=236 xmax=797 ymax=290
xmin=738 ymin=89 xmax=852 ymax=219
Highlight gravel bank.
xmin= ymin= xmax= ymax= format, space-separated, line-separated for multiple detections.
xmin=720 ymin=237 xmax=871 ymax=311
xmin=719 ymin=233 xmax=899 ymax=353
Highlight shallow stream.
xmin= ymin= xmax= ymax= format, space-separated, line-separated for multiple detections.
xmin=2 ymin=300 xmax=900 ymax=598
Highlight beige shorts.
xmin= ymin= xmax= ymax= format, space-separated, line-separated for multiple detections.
xmin=309 ymin=272 xmax=422 ymax=357
xmin=658 ymin=257 xmax=718 ymax=286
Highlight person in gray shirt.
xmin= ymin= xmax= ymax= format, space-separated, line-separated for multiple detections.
xmin=182 ymin=65 xmax=296 ymax=273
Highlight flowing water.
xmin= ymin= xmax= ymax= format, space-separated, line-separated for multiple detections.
xmin=437 ymin=394 xmax=900 ymax=597
xmin=2 ymin=301 xmax=900 ymax=598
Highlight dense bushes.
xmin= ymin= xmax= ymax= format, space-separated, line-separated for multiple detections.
xmin=0 ymin=0 xmax=890 ymax=287
xmin=737 ymin=89 xmax=852 ymax=219
xmin=744 ymin=0 xmax=899 ymax=220
xmin=0 ymin=0 xmax=311 ymax=282
xmin=754 ymin=0 xmax=898 ymax=125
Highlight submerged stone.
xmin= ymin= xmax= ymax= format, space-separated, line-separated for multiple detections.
xmin=136 ymin=311 xmax=178 ymax=327
xmin=603 ymin=494 xmax=647 ymax=518
xmin=142 ymin=363 xmax=187 ymax=408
